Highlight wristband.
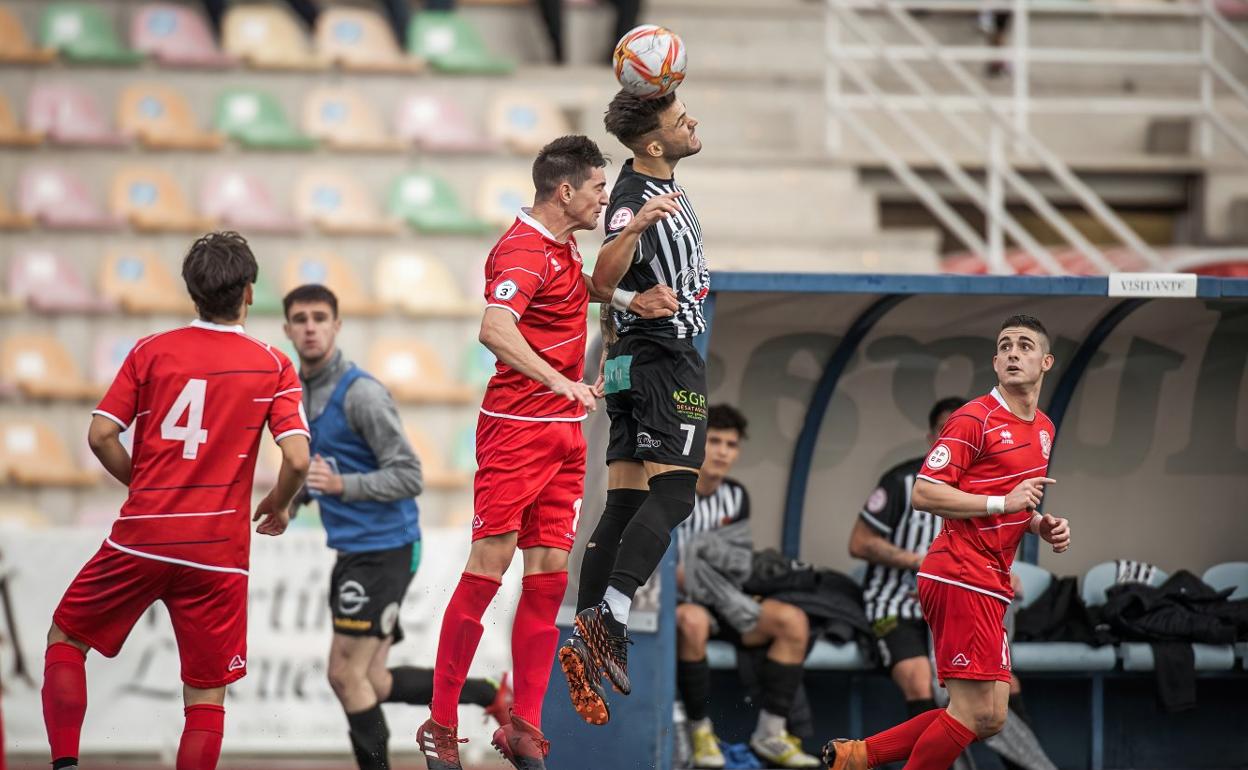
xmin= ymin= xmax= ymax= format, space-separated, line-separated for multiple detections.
xmin=986 ymin=495 xmax=1006 ymax=515
xmin=611 ymin=288 xmax=637 ymax=312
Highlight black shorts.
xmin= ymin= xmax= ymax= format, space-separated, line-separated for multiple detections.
xmin=329 ymin=540 xmax=421 ymax=641
xmin=873 ymin=616 xmax=930 ymax=670
xmin=604 ymin=334 xmax=707 ymax=469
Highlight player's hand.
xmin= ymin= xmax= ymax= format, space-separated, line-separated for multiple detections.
xmin=1037 ymin=513 xmax=1071 ymax=553
xmin=307 ymin=454 xmax=344 ymax=497
xmin=253 ymin=492 xmax=291 ymax=537
xmin=625 ymin=192 xmax=684 ymax=234
xmin=629 ymin=285 xmax=679 ymax=319
xmin=550 ymin=375 xmax=597 ymax=412
xmin=1004 ymin=477 xmax=1055 ymax=513
xmin=591 ymin=373 xmax=606 ymax=399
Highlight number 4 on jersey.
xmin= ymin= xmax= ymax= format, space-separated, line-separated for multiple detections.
xmin=161 ymin=379 xmax=209 ymax=459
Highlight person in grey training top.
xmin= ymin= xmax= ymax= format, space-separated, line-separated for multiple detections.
xmin=283 ymin=284 xmax=509 ymax=770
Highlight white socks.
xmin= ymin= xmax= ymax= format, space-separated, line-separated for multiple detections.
xmin=753 ymin=709 xmax=787 ymax=741
xmin=602 ymin=586 xmax=632 ymax=625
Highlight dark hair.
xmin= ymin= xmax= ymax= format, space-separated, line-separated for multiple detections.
xmin=929 ymin=397 xmax=965 ymax=431
xmin=999 ymin=314 xmax=1050 ymax=349
xmin=532 ymin=135 xmax=607 ymax=201
xmin=182 ymin=231 xmax=257 ymax=321
xmin=707 ymin=404 xmax=748 ymax=439
xmin=282 ymin=284 xmax=339 ymax=319
xmin=604 ymin=90 xmax=675 ymax=150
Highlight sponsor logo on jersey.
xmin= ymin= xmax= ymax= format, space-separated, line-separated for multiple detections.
xmin=228 ymin=655 xmax=246 ymax=672
xmin=493 ymin=279 xmax=519 ymax=300
xmin=636 ymin=432 xmax=662 ymax=449
xmin=337 ymin=580 xmax=370 ymax=615
xmin=1039 ymin=430 xmax=1052 ymax=459
xmin=926 ymin=444 xmax=952 ymax=470
xmin=672 ymin=389 xmax=708 ymax=420
xmin=334 ymin=617 xmax=373 ymax=631
xmin=472 ymin=514 xmax=484 ymax=530
xmin=951 ymin=653 xmax=971 ymax=667
xmin=999 ymin=430 xmax=1014 ymax=445
xmin=609 ymin=207 xmax=634 ymax=231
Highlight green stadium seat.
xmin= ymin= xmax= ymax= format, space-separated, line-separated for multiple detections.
xmin=215 ymin=89 xmax=316 ymax=150
xmin=251 ymin=270 xmax=285 ymax=316
xmin=388 ymin=172 xmax=493 ymax=235
xmin=407 ymin=12 xmax=513 ymax=75
xmin=40 ymin=2 xmax=143 ymax=64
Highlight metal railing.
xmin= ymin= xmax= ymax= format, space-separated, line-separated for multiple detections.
xmin=824 ymin=0 xmax=1248 ymax=273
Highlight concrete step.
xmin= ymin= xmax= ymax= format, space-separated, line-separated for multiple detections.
xmin=713 ymin=229 xmax=941 ymax=273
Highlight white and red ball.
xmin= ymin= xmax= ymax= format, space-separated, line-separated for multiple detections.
xmin=612 ymin=25 xmax=687 ymax=99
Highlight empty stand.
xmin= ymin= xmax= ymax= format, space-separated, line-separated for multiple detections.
xmin=388 ymin=172 xmax=492 ymax=235
xmin=90 ymin=333 xmax=138 ymax=387
xmin=0 ymin=334 xmax=103 ymax=400
xmin=487 ymin=92 xmax=571 ymax=154
xmin=315 ymin=6 xmax=424 ymax=73
xmin=302 ymin=87 xmax=403 ymax=153
xmin=26 ymin=82 xmax=125 ymax=146
xmin=0 ymin=418 xmax=96 ymax=486
xmin=110 ymin=166 xmax=214 ymax=232
xmin=8 ymin=247 xmax=115 ymax=313
xmin=404 ymin=425 xmax=470 ymax=489
xmin=130 ymin=3 xmax=235 ymax=68
xmin=407 ymin=12 xmax=513 ymax=74
xmin=374 ymin=251 xmax=476 ymax=317
xmin=282 ymin=250 xmax=384 ymax=316
xmin=19 ymin=167 xmax=120 ymax=230
xmin=200 ymin=169 xmax=301 ymax=233
xmin=216 ymin=88 xmax=316 ymax=150
xmin=0 ymin=93 xmax=41 ymax=147
xmin=223 ymin=4 xmax=327 ymax=70
xmin=0 ymin=5 xmax=55 ymax=64
xmin=0 ymin=192 xmax=33 ymax=230
xmin=368 ymin=338 xmax=474 ymax=404
xmin=293 ymin=168 xmax=399 ymax=235
xmin=99 ymin=247 xmax=194 ymax=314
xmin=1010 ymin=561 xmax=1117 ymax=672
xmin=118 ymin=83 xmax=225 ymax=150
xmin=459 ymin=343 xmax=497 ymax=389
xmin=394 ymin=92 xmax=495 ymax=153
xmin=39 ymin=2 xmax=143 ymax=64
xmin=251 ymin=270 xmax=286 ymax=316
xmin=476 ymin=170 xmax=534 ymax=229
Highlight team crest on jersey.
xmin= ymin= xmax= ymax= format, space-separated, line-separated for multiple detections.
xmin=608 ymin=208 xmax=633 ymax=231
xmin=926 ymin=444 xmax=951 ymax=470
xmin=866 ymin=487 xmax=888 ymax=514
xmin=1039 ymin=430 xmax=1052 ymax=459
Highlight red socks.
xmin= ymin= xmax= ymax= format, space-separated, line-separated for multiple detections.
xmin=430 ymin=572 xmax=502 ymax=727
xmin=900 ymin=710 xmax=978 ymax=770
xmin=511 ymin=571 xmax=567 ymax=728
xmin=177 ymin=704 xmax=225 ymax=770
xmin=866 ymin=708 xmax=944 ymax=766
xmin=42 ymin=642 xmax=87 ymax=766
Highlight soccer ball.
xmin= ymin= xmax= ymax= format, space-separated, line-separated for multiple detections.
xmin=612 ymin=25 xmax=687 ymax=99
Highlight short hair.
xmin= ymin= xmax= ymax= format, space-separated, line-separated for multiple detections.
xmin=532 ymin=135 xmax=607 ymax=201
xmin=999 ymin=314 xmax=1050 ymax=349
xmin=929 ymin=397 xmax=965 ymax=431
xmin=707 ymin=404 xmax=748 ymax=439
xmin=181 ymin=231 xmax=257 ymax=321
xmin=283 ymin=284 xmax=339 ymax=319
xmin=604 ymin=90 xmax=675 ymax=150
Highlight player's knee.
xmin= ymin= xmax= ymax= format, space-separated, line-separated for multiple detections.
xmin=676 ymin=604 xmax=711 ymax=644
xmin=970 ymin=706 xmax=1007 ymax=739
xmin=643 ymin=470 xmax=698 ymax=530
xmin=327 ymin=656 xmax=366 ymax=698
xmin=768 ymin=601 xmax=808 ymax=643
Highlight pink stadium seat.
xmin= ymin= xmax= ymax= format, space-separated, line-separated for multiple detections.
xmin=8 ymin=247 xmax=115 ymax=313
xmin=91 ymin=333 xmax=139 ymax=386
xmin=394 ymin=92 xmax=495 ymax=153
xmin=131 ymin=3 xmax=235 ymax=68
xmin=199 ymin=169 xmax=301 ymax=233
xmin=19 ymin=167 xmax=121 ymax=229
xmin=26 ymin=82 xmax=125 ymax=146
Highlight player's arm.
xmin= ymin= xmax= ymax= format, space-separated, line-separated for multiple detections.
xmin=591 ymin=192 xmax=684 ymax=292
xmin=912 ymin=476 xmax=1055 ymax=520
xmin=87 ymin=414 xmax=132 ymax=486
xmin=479 ymin=306 xmax=596 ymax=411
xmin=583 ymin=276 xmax=679 ymax=320
xmin=255 ymin=435 xmax=310 ymax=536
xmin=333 ymin=380 xmax=423 ymax=502
xmin=849 ymin=518 xmax=924 ymax=571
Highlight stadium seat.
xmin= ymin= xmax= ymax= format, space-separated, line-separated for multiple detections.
xmin=39 ymin=2 xmax=143 ymax=64
xmin=91 ymin=333 xmax=138 ymax=388
xmin=301 ymin=88 xmax=404 ymax=153
xmin=488 ymin=92 xmax=571 ymax=154
xmin=131 ymin=3 xmax=235 ymax=68
xmin=251 ymin=270 xmax=285 ymax=316
xmin=708 ymin=639 xmax=864 ymax=671
xmin=368 ymin=338 xmax=475 ymax=404
xmin=216 ymin=88 xmax=316 ymax=150
xmin=0 ymin=93 xmax=42 ymax=146
xmin=1082 ymin=561 xmax=1169 ymax=608
xmin=1010 ymin=561 xmax=1118 ymax=672
xmin=0 ymin=418 xmax=96 ymax=486
xmin=99 ymin=247 xmax=195 ymax=314
xmin=282 ymin=250 xmax=384 ymax=316
xmin=388 ymin=172 xmax=493 ymax=235
xmin=407 ymin=12 xmax=513 ymax=74
xmin=26 ymin=82 xmax=126 ymax=146
xmin=452 ymin=422 xmax=476 ymax=474
xmin=315 ymin=6 xmax=424 ymax=73
xmin=8 ymin=247 xmax=115 ymax=313
xmin=0 ymin=192 xmax=33 ymax=230
xmin=460 ymin=343 xmax=496 ymax=390
xmin=18 ymin=167 xmax=121 ymax=229
xmin=404 ymin=425 xmax=470 ymax=489
xmin=1202 ymin=561 xmax=1248 ymax=664
xmin=110 ymin=166 xmax=214 ymax=232
xmin=477 ymin=170 xmax=535 ymax=228
xmin=117 ymin=83 xmax=225 ymax=150
xmin=0 ymin=501 xmax=51 ymax=530
xmin=293 ymin=168 xmax=399 ymax=235
xmin=0 ymin=334 xmax=102 ymax=400
xmin=200 ymin=169 xmax=301 ymax=233
xmin=374 ymin=251 xmax=476 ymax=317
xmin=394 ymin=92 xmax=495 ymax=153
xmin=223 ymin=4 xmax=326 ymax=70
xmin=0 ymin=6 xmax=55 ymax=64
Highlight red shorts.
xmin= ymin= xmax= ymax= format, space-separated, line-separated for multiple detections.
xmin=918 ymin=576 xmax=1012 ymax=684
xmin=473 ymin=414 xmax=587 ymax=551
xmin=53 ymin=543 xmax=249 ymax=689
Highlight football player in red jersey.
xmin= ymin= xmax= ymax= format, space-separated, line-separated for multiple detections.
xmin=824 ymin=315 xmax=1070 ymax=770
xmin=41 ymin=232 xmax=311 ymax=770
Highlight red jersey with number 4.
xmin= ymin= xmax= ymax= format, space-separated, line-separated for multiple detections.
xmin=481 ymin=209 xmax=589 ymax=422
xmin=916 ymin=388 xmax=1056 ymax=603
xmin=92 ymin=320 xmax=309 ymax=573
